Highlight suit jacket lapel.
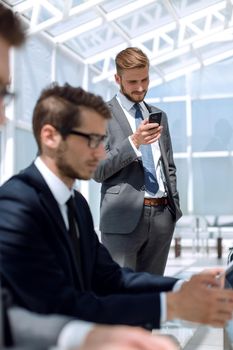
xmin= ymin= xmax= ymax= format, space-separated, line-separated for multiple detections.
xmin=108 ymin=96 xmax=133 ymax=137
xmin=19 ymin=164 xmax=67 ymax=234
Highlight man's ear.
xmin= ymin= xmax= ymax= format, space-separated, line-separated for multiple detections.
xmin=40 ymin=124 xmax=61 ymax=151
xmin=115 ymin=73 xmax=121 ymax=85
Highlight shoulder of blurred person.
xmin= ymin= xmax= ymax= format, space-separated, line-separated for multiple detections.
xmin=0 ymin=3 xmax=26 ymax=125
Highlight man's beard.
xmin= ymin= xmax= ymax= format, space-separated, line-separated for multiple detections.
xmin=55 ymin=143 xmax=82 ymax=181
xmin=120 ymin=83 xmax=147 ymax=103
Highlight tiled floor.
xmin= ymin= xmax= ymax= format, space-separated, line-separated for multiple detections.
xmin=160 ymin=248 xmax=231 ymax=349
xmin=164 ymin=249 xmax=227 ymax=278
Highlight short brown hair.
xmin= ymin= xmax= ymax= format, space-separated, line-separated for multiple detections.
xmin=32 ymin=83 xmax=111 ymax=152
xmin=0 ymin=4 xmax=26 ymax=46
xmin=115 ymin=47 xmax=149 ymax=75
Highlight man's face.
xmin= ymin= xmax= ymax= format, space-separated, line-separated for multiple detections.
xmin=0 ymin=35 xmax=10 ymax=123
xmin=115 ymin=66 xmax=149 ymax=103
xmin=54 ymin=107 xmax=107 ymax=187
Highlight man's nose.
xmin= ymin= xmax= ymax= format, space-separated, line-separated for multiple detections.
xmin=137 ymin=84 xmax=144 ymax=92
xmin=94 ymin=143 xmax=106 ymax=160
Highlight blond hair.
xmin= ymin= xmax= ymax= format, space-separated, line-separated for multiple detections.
xmin=115 ymin=47 xmax=149 ymax=75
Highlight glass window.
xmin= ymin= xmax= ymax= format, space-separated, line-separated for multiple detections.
xmin=88 ymin=179 xmax=101 ymax=230
xmin=193 ymin=157 xmax=233 ymax=215
xmin=190 ymin=57 xmax=233 ymax=97
xmin=15 ymin=128 xmax=37 ymax=173
xmin=56 ymin=49 xmax=83 ymax=86
xmin=14 ymin=35 xmax=53 ymax=124
xmin=148 ymin=76 xmax=186 ymax=98
xmin=192 ymin=98 xmax=233 ymax=152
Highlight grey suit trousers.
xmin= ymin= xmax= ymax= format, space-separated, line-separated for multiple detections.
xmin=102 ymin=204 xmax=175 ymax=275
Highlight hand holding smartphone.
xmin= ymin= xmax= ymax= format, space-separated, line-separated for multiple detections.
xmin=148 ymin=111 xmax=162 ymax=125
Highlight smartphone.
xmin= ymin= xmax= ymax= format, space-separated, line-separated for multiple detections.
xmin=216 ymin=260 xmax=233 ymax=289
xmin=148 ymin=111 xmax=162 ymax=125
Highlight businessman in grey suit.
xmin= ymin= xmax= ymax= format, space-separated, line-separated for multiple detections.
xmin=94 ymin=47 xmax=182 ymax=275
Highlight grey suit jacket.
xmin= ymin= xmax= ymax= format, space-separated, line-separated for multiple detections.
xmin=94 ymin=96 xmax=182 ymax=234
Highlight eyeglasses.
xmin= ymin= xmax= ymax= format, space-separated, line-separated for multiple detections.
xmin=69 ymin=130 xmax=107 ymax=149
xmin=0 ymin=86 xmax=15 ymax=106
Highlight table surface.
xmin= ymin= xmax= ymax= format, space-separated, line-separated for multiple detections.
xmin=157 ymin=319 xmax=233 ymax=350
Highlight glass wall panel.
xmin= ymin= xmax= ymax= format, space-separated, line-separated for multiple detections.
xmin=56 ymin=49 xmax=83 ymax=86
xmin=190 ymin=57 xmax=233 ymax=98
xmin=148 ymin=76 xmax=186 ymax=99
xmin=89 ymin=71 xmax=118 ymax=100
xmin=15 ymin=128 xmax=37 ymax=173
xmin=14 ymin=36 xmax=53 ymax=123
xmin=192 ymin=98 xmax=233 ymax=152
xmin=89 ymin=179 xmax=101 ymax=230
xmin=193 ymin=157 xmax=233 ymax=215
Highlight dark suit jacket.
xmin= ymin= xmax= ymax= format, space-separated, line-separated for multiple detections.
xmin=94 ymin=96 xmax=182 ymax=234
xmin=0 ymin=163 xmax=177 ymax=329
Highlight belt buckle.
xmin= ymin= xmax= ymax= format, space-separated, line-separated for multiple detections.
xmin=144 ymin=198 xmax=151 ymax=206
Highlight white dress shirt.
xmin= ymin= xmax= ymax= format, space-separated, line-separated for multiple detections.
xmin=35 ymin=157 xmax=72 ymax=229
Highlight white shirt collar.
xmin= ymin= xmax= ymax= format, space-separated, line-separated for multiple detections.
xmin=117 ymin=91 xmax=147 ymax=114
xmin=34 ymin=156 xmax=73 ymax=206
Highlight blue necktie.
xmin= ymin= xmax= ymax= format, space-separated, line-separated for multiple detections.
xmin=134 ymin=103 xmax=159 ymax=195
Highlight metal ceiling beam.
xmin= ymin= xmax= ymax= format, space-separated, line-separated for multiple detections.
xmin=53 ymin=0 xmax=158 ymax=44
xmin=55 ymin=18 xmax=103 ymax=43
xmin=69 ymin=0 xmax=105 ymax=16
xmin=9 ymin=0 xmax=233 ymax=88
xmin=163 ymin=0 xmax=180 ymax=23
xmin=14 ymin=0 xmax=34 ymax=12
xmin=91 ymin=0 xmax=233 ymax=84
xmin=63 ymin=0 xmax=73 ymax=19
xmin=94 ymin=5 xmax=132 ymax=45
xmin=103 ymin=0 xmax=155 ymax=22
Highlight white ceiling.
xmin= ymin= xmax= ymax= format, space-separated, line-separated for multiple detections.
xmin=2 ymin=0 xmax=233 ymax=86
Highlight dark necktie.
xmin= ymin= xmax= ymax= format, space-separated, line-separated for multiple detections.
xmin=66 ymin=196 xmax=85 ymax=291
xmin=134 ymin=103 xmax=159 ymax=195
